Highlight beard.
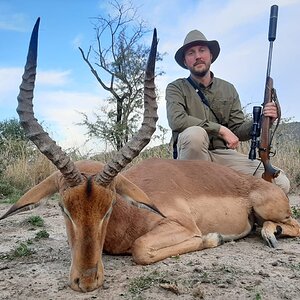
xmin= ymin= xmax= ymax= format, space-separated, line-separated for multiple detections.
xmin=190 ymin=61 xmax=211 ymax=78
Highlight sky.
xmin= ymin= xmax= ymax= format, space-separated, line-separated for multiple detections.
xmin=1 ymin=0 xmax=299 ymax=155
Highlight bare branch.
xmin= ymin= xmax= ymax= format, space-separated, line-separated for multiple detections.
xmin=79 ymin=0 xmax=162 ymax=150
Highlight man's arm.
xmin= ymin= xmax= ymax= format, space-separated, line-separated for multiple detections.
xmin=166 ymin=80 xmax=220 ymax=135
xmin=227 ymin=87 xmax=253 ymax=142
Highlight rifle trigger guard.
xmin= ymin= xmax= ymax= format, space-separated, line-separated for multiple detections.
xmin=259 ymin=147 xmax=267 ymax=152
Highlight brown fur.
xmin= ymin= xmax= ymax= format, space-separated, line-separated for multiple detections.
xmin=1 ymin=158 xmax=299 ymax=292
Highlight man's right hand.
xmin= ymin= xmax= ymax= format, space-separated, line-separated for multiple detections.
xmin=218 ymin=126 xmax=239 ymax=149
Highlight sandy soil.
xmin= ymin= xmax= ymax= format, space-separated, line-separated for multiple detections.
xmin=0 ymin=196 xmax=299 ymax=300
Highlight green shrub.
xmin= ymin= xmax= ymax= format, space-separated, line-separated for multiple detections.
xmin=12 ymin=242 xmax=34 ymax=257
xmin=35 ymin=230 xmax=50 ymax=240
xmin=0 ymin=181 xmax=15 ymax=196
xmin=26 ymin=215 xmax=44 ymax=227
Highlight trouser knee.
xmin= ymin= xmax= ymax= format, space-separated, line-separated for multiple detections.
xmin=177 ymin=126 xmax=210 ymax=160
xmin=179 ymin=126 xmax=208 ymax=147
xmin=274 ymin=173 xmax=290 ymax=195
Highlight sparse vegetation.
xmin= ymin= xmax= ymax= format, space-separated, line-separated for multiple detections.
xmin=238 ymin=121 xmax=300 ymax=193
xmin=255 ymin=292 xmax=262 ymax=300
xmin=291 ymin=206 xmax=300 ymax=218
xmin=128 ymin=270 xmax=169 ymax=296
xmin=35 ymin=230 xmax=50 ymax=240
xmin=0 ymin=230 xmax=49 ymax=261
xmin=290 ymin=263 xmax=300 ymax=271
xmin=13 ymin=241 xmax=33 ymax=257
xmin=0 ymin=120 xmax=299 ymax=204
xmin=0 ymin=242 xmax=35 ymax=260
xmin=26 ymin=215 xmax=45 ymax=228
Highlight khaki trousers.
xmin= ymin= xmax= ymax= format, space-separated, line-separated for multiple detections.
xmin=177 ymin=126 xmax=290 ymax=194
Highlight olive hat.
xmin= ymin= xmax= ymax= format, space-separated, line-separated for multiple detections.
xmin=175 ymin=30 xmax=220 ymax=69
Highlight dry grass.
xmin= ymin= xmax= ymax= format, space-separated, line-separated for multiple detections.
xmin=238 ymin=137 xmax=300 ymax=193
xmin=3 ymin=153 xmax=56 ymax=191
xmin=1 ymin=136 xmax=299 ymax=199
xmin=271 ymin=143 xmax=300 ymax=191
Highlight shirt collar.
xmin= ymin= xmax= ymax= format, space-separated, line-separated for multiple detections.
xmin=190 ymin=71 xmax=215 ymax=89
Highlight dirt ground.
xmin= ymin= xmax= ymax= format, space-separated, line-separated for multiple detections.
xmin=0 ymin=195 xmax=299 ymax=300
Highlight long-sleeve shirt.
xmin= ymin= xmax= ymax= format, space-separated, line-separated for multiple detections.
xmin=166 ymin=75 xmax=252 ymax=150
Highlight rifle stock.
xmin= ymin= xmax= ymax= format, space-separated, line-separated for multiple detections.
xmin=259 ymin=76 xmax=280 ymax=182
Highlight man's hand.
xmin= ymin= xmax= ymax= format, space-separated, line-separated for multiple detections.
xmin=263 ymin=102 xmax=278 ymax=123
xmin=218 ymin=126 xmax=239 ymax=149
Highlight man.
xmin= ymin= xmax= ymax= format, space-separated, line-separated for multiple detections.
xmin=166 ymin=30 xmax=290 ymax=194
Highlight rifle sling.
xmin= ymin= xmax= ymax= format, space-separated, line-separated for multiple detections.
xmin=186 ymin=76 xmax=220 ymax=123
xmin=269 ymin=87 xmax=280 ymax=145
xmin=172 ymin=77 xmax=221 ymax=159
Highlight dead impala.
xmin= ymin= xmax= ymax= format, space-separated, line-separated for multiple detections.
xmin=1 ymin=18 xmax=299 ymax=293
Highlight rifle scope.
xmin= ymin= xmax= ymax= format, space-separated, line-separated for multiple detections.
xmin=248 ymin=106 xmax=262 ymax=160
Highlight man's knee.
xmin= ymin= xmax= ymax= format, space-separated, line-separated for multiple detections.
xmin=178 ymin=126 xmax=209 ymax=149
xmin=274 ymin=172 xmax=290 ymax=195
xmin=254 ymin=167 xmax=290 ymax=195
xmin=177 ymin=126 xmax=210 ymax=160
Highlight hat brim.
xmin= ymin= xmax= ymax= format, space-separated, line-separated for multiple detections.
xmin=175 ymin=40 xmax=220 ymax=69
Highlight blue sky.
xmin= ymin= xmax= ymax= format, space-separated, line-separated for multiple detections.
xmin=1 ymin=0 xmax=299 ymax=153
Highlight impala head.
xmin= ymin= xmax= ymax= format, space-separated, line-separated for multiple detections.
xmin=58 ymin=173 xmax=116 ymax=292
xmin=0 ymin=18 xmax=158 ymax=292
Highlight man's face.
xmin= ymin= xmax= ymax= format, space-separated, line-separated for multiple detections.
xmin=184 ymin=44 xmax=212 ymax=77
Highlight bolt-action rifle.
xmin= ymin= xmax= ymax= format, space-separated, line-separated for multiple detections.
xmin=248 ymin=5 xmax=281 ymax=182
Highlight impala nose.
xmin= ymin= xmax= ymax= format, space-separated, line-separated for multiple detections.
xmin=70 ymin=266 xmax=103 ymax=292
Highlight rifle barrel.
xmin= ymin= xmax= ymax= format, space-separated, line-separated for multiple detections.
xmin=268 ymin=5 xmax=278 ymax=42
xmin=266 ymin=5 xmax=278 ymax=78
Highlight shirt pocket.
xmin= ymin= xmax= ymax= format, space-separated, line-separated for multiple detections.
xmin=210 ymin=98 xmax=234 ymax=125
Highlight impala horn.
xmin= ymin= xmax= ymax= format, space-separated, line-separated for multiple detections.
xmin=94 ymin=28 xmax=158 ymax=187
xmin=17 ymin=18 xmax=83 ymax=187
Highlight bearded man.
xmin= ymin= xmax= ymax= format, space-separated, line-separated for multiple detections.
xmin=165 ymin=30 xmax=290 ymax=194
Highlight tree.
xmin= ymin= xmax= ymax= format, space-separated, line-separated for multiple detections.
xmin=78 ymin=0 xmax=164 ymax=150
xmin=0 ymin=118 xmax=30 ymax=177
xmin=0 ymin=118 xmax=27 ymax=143
xmin=0 ymin=118 xmax=28 ymax=157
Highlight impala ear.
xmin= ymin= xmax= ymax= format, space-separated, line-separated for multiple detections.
xmin=115 ymin=174 xmax=163 ymax=215
xmin=0 ymin=172 xmax=59 ymax=220
xmin=115 ymin=174 xmax=152 ymax=206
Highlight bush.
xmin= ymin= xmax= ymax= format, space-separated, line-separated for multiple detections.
xmin=0 ymin=181 xmax=15 ymax=196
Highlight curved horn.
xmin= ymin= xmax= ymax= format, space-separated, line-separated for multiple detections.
xmin=17 ymin=18 xmax=83 ymax=187
xmin=94 ymin=29 xmax=158 ymax=187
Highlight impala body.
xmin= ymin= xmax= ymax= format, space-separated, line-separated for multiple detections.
xmin=1 ymin=18 xmax=299 ymax=293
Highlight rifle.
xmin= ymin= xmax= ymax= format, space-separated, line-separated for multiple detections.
xmin=248 ymin=5 xmax=281 ymax=182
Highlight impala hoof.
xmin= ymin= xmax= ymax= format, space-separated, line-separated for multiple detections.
xmin=261 ymin=230 xmax=278 ymax=248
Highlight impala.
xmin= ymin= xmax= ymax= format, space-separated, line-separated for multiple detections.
xmin=1 ymin=18 xmax=299 ymax=293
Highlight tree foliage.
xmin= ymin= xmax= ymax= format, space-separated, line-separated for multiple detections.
xmin=0 ymin=118 xmax=29 ymax=158
xmin=78 ymin=0 xmax=164 ymax=150
xmin=0 ymin=118 xmax=27 ymax=143
xmin=0 ymin=118 xmax=29 ymax=177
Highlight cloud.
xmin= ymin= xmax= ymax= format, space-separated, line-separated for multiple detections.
xmin=0 ymin=68 xmax=73 ymax=103
xmin=32 ymin=89 xmax=106 ymax=150
xmin=37 ymin=70 xmax=72 ymax=86
xmin=0 ymin=13 xmax=28 ymax=32
xmin=0 ymin=68 xmax=22 ymax=98
xmin=72 ymin=34 xmax=84 ymax=49
xmin=0 ymin=67 xmax=106 ymax=151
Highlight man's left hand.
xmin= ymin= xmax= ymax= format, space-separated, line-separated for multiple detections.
xmin=263 ymin=102 xmax=278 ymax=123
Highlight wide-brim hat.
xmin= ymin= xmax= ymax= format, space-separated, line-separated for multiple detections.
xmin=175 ymin=30 xmax=220 ymax=69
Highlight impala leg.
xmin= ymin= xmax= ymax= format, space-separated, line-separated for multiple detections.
xmin=131 ymin=219 xmax=223 ymax=265
xmin=261 ymin=218 xmax=300 ymax=248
